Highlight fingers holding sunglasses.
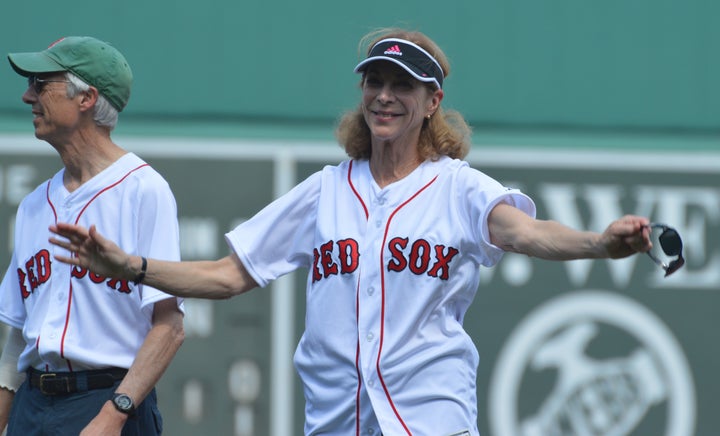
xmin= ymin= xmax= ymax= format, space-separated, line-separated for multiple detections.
xmin=625 ymin=220 xmax=653 ymax=254
xmin=604 ymin=220 xmax=685 ymax=277
xmin=602 ymin=215 xmax=652 ymax=259
xmin=636 ymin=224 xmax=653 ymax=252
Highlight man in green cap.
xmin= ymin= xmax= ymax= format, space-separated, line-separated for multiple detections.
xmin=0 ymin=36 xmax=185 ymax=435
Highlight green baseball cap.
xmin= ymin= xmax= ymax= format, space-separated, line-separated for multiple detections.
xmin=8 ymin=36 xmax=133 ymax=112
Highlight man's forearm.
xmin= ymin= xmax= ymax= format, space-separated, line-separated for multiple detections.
xmin=111 ymin=299 xmax=184 ymax=405
xmin=0 ymin=387 xmax=14 ymax=433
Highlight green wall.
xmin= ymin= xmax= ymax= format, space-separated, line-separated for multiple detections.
xmin=1 ymin=0 xmax=718 ymax=132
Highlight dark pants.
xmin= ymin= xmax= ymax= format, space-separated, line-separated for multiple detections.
xmin=7 ymin=379 xmax=163 ymax=435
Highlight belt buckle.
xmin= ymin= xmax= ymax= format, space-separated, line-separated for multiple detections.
xmin=39 ymin=373 xmax=69 ymax=395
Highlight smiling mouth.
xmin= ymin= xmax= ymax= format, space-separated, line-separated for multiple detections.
xmin=371 ymin=110 xmax=402 ymax=119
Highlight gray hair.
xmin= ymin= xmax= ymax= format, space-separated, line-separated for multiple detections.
xmin=64 ymin=72 xmax=119 ymax=130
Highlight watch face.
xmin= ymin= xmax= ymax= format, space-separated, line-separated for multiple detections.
xmin=116 ymin=395 xmax=131 ymax=409
xmin=114 ymin=394 xmax=134 ymax=412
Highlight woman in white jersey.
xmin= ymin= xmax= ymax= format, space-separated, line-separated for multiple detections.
xmin=48 ymin=28 xmax=652 ymax=436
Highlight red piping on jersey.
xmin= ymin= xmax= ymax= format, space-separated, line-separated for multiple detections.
xmin=45 ymin=181 xmax=58 ymax=222
xmin=347 ymin=160 xmax=369 ymax=436
xmin=44 ymin=182 xmax=59 ymax=366
xmin=376 ymin=173 xmax=438 ymax=435
xmin=72 ymin=163 xmax=149 ymax=225
xmin=61 ymin=283 xmax=75 ymax=372
xmin=348 ymin=160 xmax=369 ymax=219
xmin=44 ymin=164 xmax=149 ymax=371
xmin=354 ymin=285 xmax=362 ymax=436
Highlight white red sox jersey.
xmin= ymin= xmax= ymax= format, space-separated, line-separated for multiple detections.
xmin=226 ymin=155 xmax=536 ymax=436
xmin=0 ymin=153 xmax=183 ymax=373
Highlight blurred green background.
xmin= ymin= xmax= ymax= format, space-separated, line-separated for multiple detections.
xmin=1 ymin=0 xmax=718 ymax=143
xmin=0 ymin=1 xmax=718 ymax=435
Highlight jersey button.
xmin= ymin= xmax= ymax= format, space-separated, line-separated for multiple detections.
xmin=367 ymin=287 xmax=374 ymax=296
xmin=366 ymin=332 xmax=374 ymax=342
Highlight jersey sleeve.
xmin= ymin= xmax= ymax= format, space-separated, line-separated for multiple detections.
xmin=134 ymin=172 xmax=183 ymax=312
xmin=225 ymin=171 xmax=322 ymax=288
xmin=0 ymin=252 xmax=25 ymax=329
xmin=0 ymin=190 xmax=44 ymax=329
xmin=460 ymin=166 xmax=536 ymax=266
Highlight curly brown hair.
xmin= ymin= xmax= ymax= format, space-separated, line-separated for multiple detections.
xmin=335 ymin=28 xmax=472 ymax=160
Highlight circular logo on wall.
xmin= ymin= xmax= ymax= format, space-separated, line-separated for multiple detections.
xmin=488 ymin=290 xmax=696 ymax=436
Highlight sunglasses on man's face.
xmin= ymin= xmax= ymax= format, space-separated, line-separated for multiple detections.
xmin=27 ymin=75 xmax=70 ymax=94
xmin=646 ymin=223 xmax=685 ymax=277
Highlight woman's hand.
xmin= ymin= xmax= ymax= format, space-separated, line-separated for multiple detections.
xmin=599 ymin=215 xmax=653 ymax=259
xmin=49 ymin=223 xmax=135 ymax=281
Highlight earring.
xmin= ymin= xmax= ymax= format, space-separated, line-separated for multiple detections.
xmin=426 ymin=114 xmax=432 ymax=119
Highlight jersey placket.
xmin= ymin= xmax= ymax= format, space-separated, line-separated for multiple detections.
xmin=357 ymin=189 xmax=387 ymax=394
xmin=38 ymin=189 xmax=77 ymax=370
xmin=357 ymin=187 xmax=414 ymax=434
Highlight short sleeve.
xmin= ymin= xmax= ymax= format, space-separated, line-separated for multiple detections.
xmin=225 ymin=172 xmax=322 ymax=287
xmin=459 ymin=166 xmax=536 ymax=266
xmin=134 ymin=170 xmax=183 ymax=312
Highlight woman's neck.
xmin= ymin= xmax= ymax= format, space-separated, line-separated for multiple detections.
xmin=369 ymin=140 xmax=423 ymax=188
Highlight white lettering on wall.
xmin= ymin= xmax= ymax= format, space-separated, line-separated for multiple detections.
xmin=0 ymin=164 xmax=37 ymax=205
xmin=537 ymin=183 xmax=719 ymax=290
xmin=183 ymin=299 xmax=214 ymax=338
xmin=179 ymin=217 xmax=219 ymax=259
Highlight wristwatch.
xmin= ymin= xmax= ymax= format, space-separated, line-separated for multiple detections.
xmin=112 ymin=393 xmax=136 ymax=415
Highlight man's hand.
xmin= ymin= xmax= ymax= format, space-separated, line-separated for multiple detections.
xmin=79 ymin=400 xmax=128 ymax=436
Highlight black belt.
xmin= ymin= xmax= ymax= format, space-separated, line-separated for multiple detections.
xmin=28 ymin=367 xmax=128 ymax=396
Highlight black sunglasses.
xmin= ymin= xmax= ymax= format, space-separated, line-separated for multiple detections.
xmin=27 ymin=75 xmax=70 ymax=94
xmin=646 ymin=223 xmax=685 ymax=277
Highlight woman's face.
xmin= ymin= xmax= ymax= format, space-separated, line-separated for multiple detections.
xmin=361 ymin=61 xmax=442 ymax=147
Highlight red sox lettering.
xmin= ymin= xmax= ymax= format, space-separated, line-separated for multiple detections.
xmin=71 ymin=265 xmax=133 ymax=294
xmin=17 ymin=249 xmax=52 ymax=299
xmin=312 ymin=237 xmax=459 ymax=283
xmin=387 ymin=237 xmax=459 ymax=280
xmin=16 ymin=249 xmax=133 ymax=299
xmin=313 ymin=239 xmax=361 ymax=282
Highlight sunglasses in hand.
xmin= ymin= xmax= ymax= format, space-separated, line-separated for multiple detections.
xmin=646 ymin=223 xmax=685 ymax=277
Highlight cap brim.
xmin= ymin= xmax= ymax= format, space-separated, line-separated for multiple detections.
xmin=7 ymin=52 xmax=66 ymax=77
xmin=354 ymin=56 xmax=441 ymax=89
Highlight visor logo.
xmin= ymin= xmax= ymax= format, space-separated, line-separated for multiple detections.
xmin=383 ymin=45 xmax=402 ymax=56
